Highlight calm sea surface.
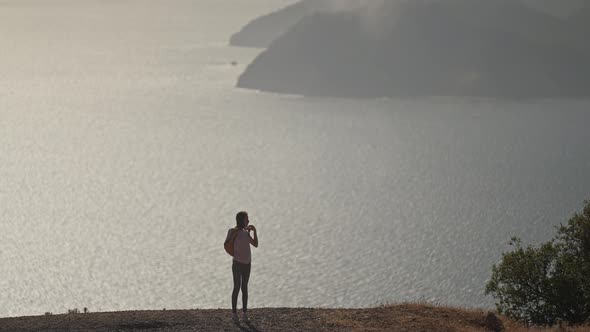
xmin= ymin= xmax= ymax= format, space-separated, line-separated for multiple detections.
xmin=0 ymin=0 xmax=589 ymax=317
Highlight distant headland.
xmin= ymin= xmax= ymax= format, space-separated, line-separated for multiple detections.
xmin=236 ymin=0 xmax=590 ymax=99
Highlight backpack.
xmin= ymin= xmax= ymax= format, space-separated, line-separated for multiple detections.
xmin=224 ymin=228 xmax=239 ymax=256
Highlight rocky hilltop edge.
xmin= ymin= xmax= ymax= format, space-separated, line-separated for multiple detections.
xmin=0 ymin=304 xmax=567 ymax=332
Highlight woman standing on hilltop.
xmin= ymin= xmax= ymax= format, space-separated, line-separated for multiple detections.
xmin=225 ymin=211 xmax=258 ymax=323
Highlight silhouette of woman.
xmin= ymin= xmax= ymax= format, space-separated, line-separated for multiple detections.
xmin=225 ymin=211 xmax=258 ymax=322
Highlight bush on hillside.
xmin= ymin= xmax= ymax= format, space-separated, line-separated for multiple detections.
xmin=486 ymin=201 xmax=590 ymax=326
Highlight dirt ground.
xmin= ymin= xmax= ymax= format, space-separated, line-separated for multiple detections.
xmin=0 ymin=304 xmax=587 ymax=332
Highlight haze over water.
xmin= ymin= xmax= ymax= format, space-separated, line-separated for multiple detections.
xmin=1 ymin=0 xmax=589 ymax=317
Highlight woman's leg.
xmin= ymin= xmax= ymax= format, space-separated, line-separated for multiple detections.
xmin=240 ymin=263 xmax=251 ymax=312
xmin=231 ymin=261 xmax=241 ymax=313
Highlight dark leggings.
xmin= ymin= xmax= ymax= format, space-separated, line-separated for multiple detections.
xmin=232 ymin=260 xmax=251 ymax=313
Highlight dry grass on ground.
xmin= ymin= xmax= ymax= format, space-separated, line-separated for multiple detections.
xmin=0 ymin=304 xmax=588 ymax=332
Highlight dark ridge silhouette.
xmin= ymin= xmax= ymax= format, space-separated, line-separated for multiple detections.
xmin=229 ymin=1 xmax=310 ymax=48
xmin=237 ymin=0 xmax=590 ymax=99
xmin=229 ymin=0 xmax=366 ymax=48
xmin=571 ymin=5 xmax=590 ymax=30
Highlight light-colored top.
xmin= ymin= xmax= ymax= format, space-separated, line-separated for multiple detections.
xmin=226 ymin=228 xmax=254 ymax=264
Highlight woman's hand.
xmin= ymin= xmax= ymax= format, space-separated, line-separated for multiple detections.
xmin=247 ymin=224 xmax=258 ymax=247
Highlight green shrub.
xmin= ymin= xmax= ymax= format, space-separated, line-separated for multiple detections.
xmin=486 ymin=201 xmax=590 ymax=326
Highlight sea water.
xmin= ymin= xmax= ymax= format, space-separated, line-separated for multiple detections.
xmin=0 ymin=0 xmax=589 ymax=317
